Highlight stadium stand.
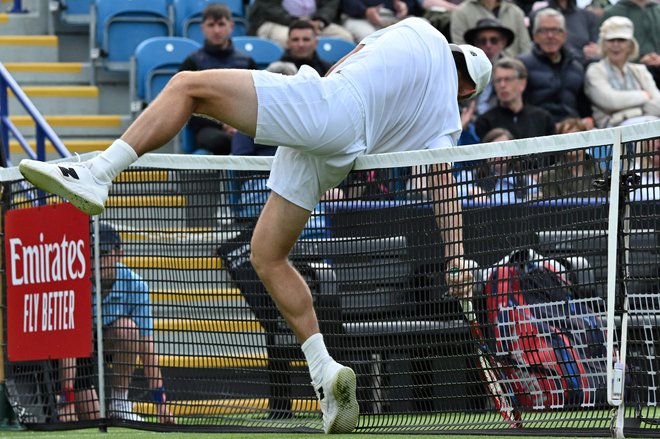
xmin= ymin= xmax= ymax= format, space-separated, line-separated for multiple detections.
xmin=316 ymin=37 xmax=356 ymax=64
xmin=90 ymin=0 xmax=172 ymax=74
xmin=129 ymin=36 xmax=201 ymax=118
xmin=232 ymin=36 xmax=284 ymax=70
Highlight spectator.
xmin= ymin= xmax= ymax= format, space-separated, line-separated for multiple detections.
xmin=584 ymin=16 xmax=660 ymax=128
xmin=179 ymin=4 xmax=257 ymax=155
xmin=456 ymin=128 xmax=539 ymax=203
xmin=451 ymin=0 xmax=531 ymax=57
xmin=248 ymin=0 xmax=353 ymax=46
xmin=57 ymin=358 xmax=100 ymax=422
xmin=280 ymin=19 xmax=332 ymax=75
xmin=340 ymin=0 xmax=415 ymax=42
xmin=519 ymin=8 xmax=592 ymax=125
xmin=418 ymin=0 xmax=462 ymax=41
xmin=475 ymin=57 xmax=555 ymax=140
xmin=537 ymin=117 xmax=602 ymax=198
xmin=528 ymin=1 xmax=600 ymax=64
xmin=464 ymin=18 xmax=516 ymax=116
xmin=601 ymin=0 xmax=660 ymax=88
xmin=631 ymin=137 xmax=660 ymax=201
xmin=94 ymin=222 xmax=174 ymax=423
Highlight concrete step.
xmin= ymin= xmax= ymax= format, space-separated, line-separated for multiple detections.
xmin=10 ymin=114 xmax=128 ymax=137
xmin=9 ymin=137 xmax=112 ymax=157
xmin=8 ymin=84 xmax=99 ymax=114
xmin=0 ymin=35 xmax=57 ymax=61
xmin=0 ymin=1 xmax=48 ymax=35
xmin=5 ymin=61 xmax=91 ymax=84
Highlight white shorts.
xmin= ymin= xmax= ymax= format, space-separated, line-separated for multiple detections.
xmin=252 ymin=66 xmax=367 ymax=211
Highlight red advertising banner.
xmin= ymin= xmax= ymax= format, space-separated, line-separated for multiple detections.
xmin=5 ymin=203 xmax=92 ymax=361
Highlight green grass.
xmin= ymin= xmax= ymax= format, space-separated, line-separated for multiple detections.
xmin=0 ymin=429 xmax=613 ymax=439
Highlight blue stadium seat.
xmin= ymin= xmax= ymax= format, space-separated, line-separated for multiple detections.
xmin=172 ymin=0 xmax=247 ymax=44
xmin=91 ymin=0 xmax=173 ymax=72
xmin=316 ymin=37 xmax=356 ymax=64
xmin=232 ymin=36 xmax=284 ymax=69
xmin=129 ymin=36 xmax=201 ymax=118
xmin=56 ymin=0 xmax=94 ymax=25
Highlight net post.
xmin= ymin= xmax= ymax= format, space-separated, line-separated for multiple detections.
xmin=92 ymin=216 xmax=107 ymax=423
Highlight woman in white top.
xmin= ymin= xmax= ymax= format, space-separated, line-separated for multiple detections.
xmin=584 ymin=16 xmax=660 ymax=128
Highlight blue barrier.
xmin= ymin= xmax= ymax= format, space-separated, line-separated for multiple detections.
xmin=0 ymin=63 xmax=70 ymax=165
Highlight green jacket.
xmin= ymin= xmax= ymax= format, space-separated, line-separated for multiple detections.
xmin=601 ymin=0 xmax=660 ymax=58
xmin=248 ymin=0 xmax=342 ymax=34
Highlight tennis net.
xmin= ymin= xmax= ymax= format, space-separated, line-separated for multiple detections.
xmin=1 ymin=120 xmax=659 ymax=435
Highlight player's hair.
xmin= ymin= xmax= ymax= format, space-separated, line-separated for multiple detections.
xmin=288 ymin=19 xmax=317 ymax=36
xmin=493 ymin=57 xmax=527 ymax=80
xmin=532 ymin=8 xmax=566 ymax=34
xmin=202 ymin=3 xmax=233 ymax=22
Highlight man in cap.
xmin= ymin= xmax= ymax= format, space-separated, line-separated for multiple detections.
xmin=464 ymin=18 xmax=515 ymax=116
xmin=19 ymin=18 xmax=491 ymax=433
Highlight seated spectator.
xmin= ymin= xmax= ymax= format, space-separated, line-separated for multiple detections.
xmin=57 ymin=358 xmax=100 ymax=422
xmin=280 ymin=19 xmax=332 ymax=75
xmin=179 ymin=4 xmax=257 ymax=155
xmin=248 ymin=0 xmax=353 ymax=46
xmin=456 ymin=128 xmax=539 ymax=203
xmin=451 ymin=0 xmax=531 ymax=57
xmin=418 ymin=0 xmax=462 ymax=41
xmin=528 ymin=1 xmax=600 ymax=64
xmin=537 ymin=117 xmax=602 ymax=198
xmin=584 ymin=16 xmax=660 ymax=127
xmin=631 ymin=137 xmax=660 ymax=201
xmin=340 ymin=0 xmax=415 ymax=42
xmin=475 ymin=57 xmax=555 ymax=140
xmin=519 ymin=8 xmax=592 ymax=125
xmin=601 ymin=0 xmax=660 ymax=88
xmin=464 ymin=18 xmax=516 ymax=116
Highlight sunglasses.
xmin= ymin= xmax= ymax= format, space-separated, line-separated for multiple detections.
xmin=477 ymin=36 xmax=503 ymax=46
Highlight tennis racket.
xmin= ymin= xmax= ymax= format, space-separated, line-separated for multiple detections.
xmin=460 ymin=296 xmax=523 ymax=428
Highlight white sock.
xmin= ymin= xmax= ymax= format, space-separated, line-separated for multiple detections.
xmin=88 ymin=139 xmax=138 ymax=183
xmin=302 ymin=333 xmax=334 ymax=385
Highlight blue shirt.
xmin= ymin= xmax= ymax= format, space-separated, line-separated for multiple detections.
xmin=92 ymin=263 xmax=153 ymax=337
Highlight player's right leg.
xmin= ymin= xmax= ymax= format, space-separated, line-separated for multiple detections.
xmin=19 ymin=69 xmax=258 ymax=215
xmin=250 ymin=193 xmax=359 ymax=434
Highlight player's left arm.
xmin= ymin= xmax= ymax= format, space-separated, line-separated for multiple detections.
xmin=428 ymin=162 xmax=474 ymax=298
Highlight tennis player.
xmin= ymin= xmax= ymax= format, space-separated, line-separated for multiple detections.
xmin=19 ymin=17 xmax=491 ymax=434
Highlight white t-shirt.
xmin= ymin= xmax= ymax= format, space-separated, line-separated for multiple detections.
xmin=330 ymin=17 xmax=462 ymax=154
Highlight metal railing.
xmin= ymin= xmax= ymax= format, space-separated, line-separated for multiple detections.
xmin=0 ymin=62 xmax=70 ymax=166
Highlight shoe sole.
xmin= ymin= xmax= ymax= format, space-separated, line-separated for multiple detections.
xmin=327 ymin=367 xmax=359 ymax=434
xmin=19 ymin=162 xmax=105 ymax=216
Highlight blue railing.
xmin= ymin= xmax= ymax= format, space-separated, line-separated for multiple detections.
xmin=0 ymin=62 xmax=71 ymax=166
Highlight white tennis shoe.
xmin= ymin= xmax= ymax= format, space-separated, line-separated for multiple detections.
xmin=314 ymin=362 xmax=359 ymax=434
xmin=19 ymin=159 xmax=110 ymax=216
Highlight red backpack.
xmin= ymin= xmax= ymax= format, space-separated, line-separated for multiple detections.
xmin=482 ymin=249 xmax=609 ymax=410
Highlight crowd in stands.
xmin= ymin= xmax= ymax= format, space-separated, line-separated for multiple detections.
xmin=168 ymin=0 xmax=660 ymax=202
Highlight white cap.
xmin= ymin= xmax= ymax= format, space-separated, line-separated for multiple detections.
xmin=449 ymin=43 xmax=492 ymax=99
xmin=600 ymin=15 xmax=635 ymax=41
